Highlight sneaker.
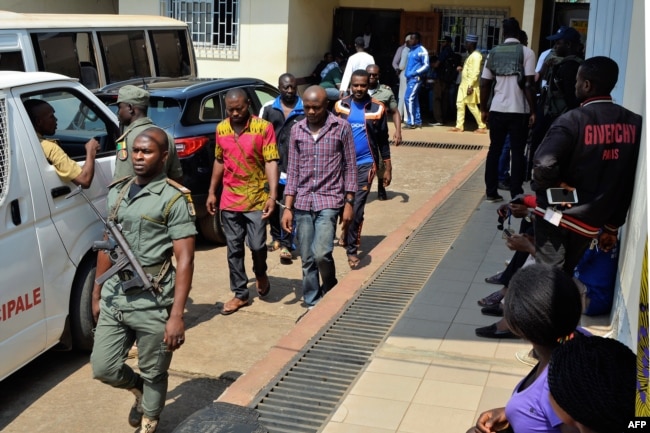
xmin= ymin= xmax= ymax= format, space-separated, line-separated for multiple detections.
xmin=136 ymin=416 xmax=158 ymax=433
xmin=515 ymin=348 xmax=539 ymax=367
xmin=485 ymin=194 xmax=504 ymax=203
xmin=429 ymin=122 xmax=444 ymax=126
xmin=128 ymin=381 xmax=144 ymax=427
xmin=497 ymin=182 xmax=510 ymax=191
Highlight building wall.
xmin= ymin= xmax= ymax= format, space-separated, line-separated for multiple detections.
xmin=0 ymin=0 xmax=117 ymax=13
xmin=117 ymin=0 xmax=157 ymax=15
xmin=120 ymin=0 xmax=291 ymax=85
xmin=198 ymin=0 xmax=290 ymax=83
xmin=583 ymin=0 xmax=645 ymax=351
xmin=287 ymin=0 xmax=338 ymax=82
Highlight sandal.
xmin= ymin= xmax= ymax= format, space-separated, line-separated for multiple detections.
xmin=267 ymin=240 xmax=280 ymax=251
xmin=221 ymin=297 xmax=249 ymax=315
xmin=337 ymin=236 xmax=346 ymax=247
xmin=279 ymin=247 xmax=292 ymax=261
xmin=477 ymin=290 xmax=504 ymax=307
xmin=347 ymin=254 xmax=360 ymax=269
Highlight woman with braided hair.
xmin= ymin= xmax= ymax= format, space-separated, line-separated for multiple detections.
xmin=548 ymin=336 xmax=636 ymax=433
xmin=468 ymin=264 xmax=585 ymax=433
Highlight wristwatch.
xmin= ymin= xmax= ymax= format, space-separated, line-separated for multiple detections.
xmin=345 ymin=197 xmax=355 ymax=206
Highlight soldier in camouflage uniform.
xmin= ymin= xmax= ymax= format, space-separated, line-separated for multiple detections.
xmin=91 ymin=127 xmax=196 ymax=433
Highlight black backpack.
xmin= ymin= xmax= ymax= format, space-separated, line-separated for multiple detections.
xmin=541 ymin=55 xmax=583 ymax=117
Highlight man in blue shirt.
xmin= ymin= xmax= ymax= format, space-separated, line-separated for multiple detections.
xmin=260 ymin=73 xmax=305 ymax=262
xmin=404 ymin=32 xmax=430 ymax=129
xmin=334 ymin=69 xmax=391 ymax=268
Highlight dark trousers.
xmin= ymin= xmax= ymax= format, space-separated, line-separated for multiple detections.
xmin=485 ymin=112 xmax=529 ymax=198
xmin=346 ymin=163 xmax=373 ymax=257
xmin=501 ymin=218 xmax=534 ymax=286
xmin=527 ymin=112 xmax=557 ymax=180
xmin=268 ymin=183 xmax=292 ymax=249
xmin=534 ymin=217 xmax=593 ymax=276
xmin=221 ymin=210 xmax=268 ymax=299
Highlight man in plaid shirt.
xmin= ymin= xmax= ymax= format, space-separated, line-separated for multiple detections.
xmin=282 ymin=86 xmax=357 ymax=308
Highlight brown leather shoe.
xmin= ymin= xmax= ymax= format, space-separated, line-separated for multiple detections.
xmin=221 ymin=297 xmax=249 ymax=315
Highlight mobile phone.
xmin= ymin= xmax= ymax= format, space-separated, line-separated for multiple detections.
xmin=503 ymin=228 xmax=514 ymax=238
xmin=546 ymin=188 xmax=578 ymax=205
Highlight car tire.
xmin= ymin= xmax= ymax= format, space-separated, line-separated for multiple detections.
xmin=70 ymin=256 xmax=96 ymax=352
xmin=199 ymin=212 xmax=226 ymax=245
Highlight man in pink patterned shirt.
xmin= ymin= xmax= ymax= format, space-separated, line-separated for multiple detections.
xmin=206 ymin=88 xmax=279 ymax=315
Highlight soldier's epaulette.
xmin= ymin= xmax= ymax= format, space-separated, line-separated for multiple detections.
xmin=166 ymin=178 xmax=192 ymax=194
xmin=108 ymin=175 xmax=133 ymax=188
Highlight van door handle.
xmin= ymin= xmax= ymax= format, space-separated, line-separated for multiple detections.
xmin=51 ymin=186 xmax=71 ymax=198
xmin=10 ymin=199 xmax=21 ymax=226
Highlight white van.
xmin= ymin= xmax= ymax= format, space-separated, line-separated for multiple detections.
xmin=0 ymin=11 xmax=197 ymax=89
xmin=0 ymin=71 xmax=120 ymax=381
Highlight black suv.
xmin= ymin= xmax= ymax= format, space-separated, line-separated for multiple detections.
xmin=95 ymin=77 xmax=279 ymax=244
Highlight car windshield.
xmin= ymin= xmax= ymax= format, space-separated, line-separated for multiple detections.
xmin=101 ymin=96 xmax=182 ymax=129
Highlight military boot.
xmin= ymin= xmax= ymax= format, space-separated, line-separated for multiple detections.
xmin=128 ymin=376 xmax=144 ymax=427
xmin=136 ymin=416 xmax=158 ymax=433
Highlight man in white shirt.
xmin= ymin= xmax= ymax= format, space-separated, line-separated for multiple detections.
xmin=480 ymin=17 xmax=536 ymax=202
xmin=339 ymin=37 xmax=375 ymax=97
xmin=392 ymin=34 xmax=412 ymax=118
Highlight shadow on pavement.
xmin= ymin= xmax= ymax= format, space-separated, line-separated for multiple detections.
xmin=0 ymin=350 xmax=89 ymax=430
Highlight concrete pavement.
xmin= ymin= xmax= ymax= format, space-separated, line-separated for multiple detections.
xmin=0 ymin=123 xmax=492 ymax=433
xmin=216 ymin=123 xmax=610 ymax=433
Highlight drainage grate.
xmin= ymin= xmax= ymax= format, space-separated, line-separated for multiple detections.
xmin=253 ymin=167 xmax=485 ymax=433
xmin=395 ymin=141 xmax=484 ymax=150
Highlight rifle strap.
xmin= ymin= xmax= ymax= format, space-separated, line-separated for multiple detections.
xmin=109 ymin=177 xmax=137 ymax=223
xmin=149 ymin=257 xmax=172 ymax=293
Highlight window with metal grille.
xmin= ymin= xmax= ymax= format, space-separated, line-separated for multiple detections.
xmin=0 ymin=96 xmax=8 ymax=202
xmin=161 ymin=0 xmax=240 ymax=60
xmin=435 ymin=8 xmax=509 ymax=54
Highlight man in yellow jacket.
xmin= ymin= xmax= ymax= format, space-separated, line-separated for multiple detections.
xmin=449 ymin=34 xmax=487 ymax=133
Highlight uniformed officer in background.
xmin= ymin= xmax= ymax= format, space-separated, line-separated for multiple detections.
xmin=113 ymin=85 xmax=184 ymax=183
xmin=90 ymin=127 xmax=196 ymax=433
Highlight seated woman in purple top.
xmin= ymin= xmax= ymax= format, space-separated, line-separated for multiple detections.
xmin=468 ymin=264 xmax=583 ymax=433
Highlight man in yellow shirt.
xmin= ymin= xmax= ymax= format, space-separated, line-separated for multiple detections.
xmin=25 ymin=99 xmax=100 ymax=188
xmin=449 ymin=34 xmax=487 ymax=133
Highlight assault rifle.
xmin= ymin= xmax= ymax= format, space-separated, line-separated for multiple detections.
xmin=66 ymin=186 xmax=153 ymax=292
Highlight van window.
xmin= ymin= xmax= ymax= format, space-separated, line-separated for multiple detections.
xmin=98 ymin=31 xmax=151 ymax=83
xmin=31 ymin=33 xmax=83 ymax=80
xmin=0 ymin=51 xmax=25 ymax=71
xmin=22 ymin=89 xmax=118 ymax=160
xmin=150 ymin=30 xmax=192 ymax=77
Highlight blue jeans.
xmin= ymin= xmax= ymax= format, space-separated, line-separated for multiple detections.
xmin=295 ymin=208 xmax=339 ymax=306
xmin=404 ymin=77 xmax=422 ymax=126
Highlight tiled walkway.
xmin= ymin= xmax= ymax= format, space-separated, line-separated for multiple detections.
xmin=218 ymin=125 xmax=611 ymax=432
xmin=321 ymin=169 xmax=533 ymax=432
